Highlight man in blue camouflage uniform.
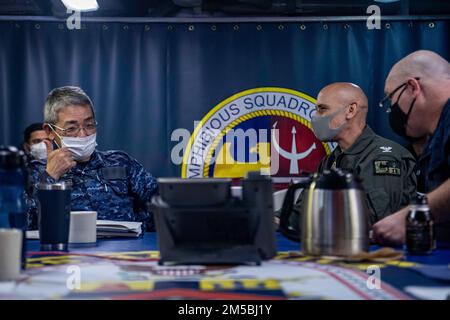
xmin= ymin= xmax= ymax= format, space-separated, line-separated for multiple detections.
xmin=27 ymin=86 xmax=158 ymax=231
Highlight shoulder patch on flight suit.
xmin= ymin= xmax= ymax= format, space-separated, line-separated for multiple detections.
xmin=101 ymin=167 xmax=127 ymax=180
xmin=373 ymin=160 xmax=401 ymax=176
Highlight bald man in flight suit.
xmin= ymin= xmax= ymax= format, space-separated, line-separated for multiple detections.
xmin=288 ymin=82 xmax=417 ymax=234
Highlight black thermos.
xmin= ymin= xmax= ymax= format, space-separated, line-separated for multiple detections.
xmin=37 ymin=181 xmax=72 ymax=251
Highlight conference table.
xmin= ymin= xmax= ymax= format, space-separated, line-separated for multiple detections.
xmin=1 ymin=233 xmax=449 ymax=300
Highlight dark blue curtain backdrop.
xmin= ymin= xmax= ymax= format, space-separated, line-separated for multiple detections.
xmin=0 ymin=19 xmax=449 ymax=176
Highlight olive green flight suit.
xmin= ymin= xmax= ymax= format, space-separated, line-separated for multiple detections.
xmin=289 ymin=125 xmax=417 ymax=232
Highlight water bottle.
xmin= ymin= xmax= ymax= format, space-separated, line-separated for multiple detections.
xmin=405 ymin=194 xmax=436 ymax=255
xmin=0 ymin=146 xmax=29 ymax=269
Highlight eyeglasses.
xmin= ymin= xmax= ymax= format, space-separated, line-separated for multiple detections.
xmin=49 ymin=122 xmax=97 ymax=137
xmin=378 ymin=77 xmax=420 ymax=113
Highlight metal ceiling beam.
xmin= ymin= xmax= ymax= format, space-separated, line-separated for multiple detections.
xmin=1 ymin=14 xmax=449 ymax=23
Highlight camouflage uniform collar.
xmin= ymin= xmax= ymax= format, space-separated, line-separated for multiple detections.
xmin=338 ymin=125 xmax=376 ymax=156
xmin=88 ymin=150 xmax=106 ymax=167
xmin=71 ymin=150 xmax=105 ymax=173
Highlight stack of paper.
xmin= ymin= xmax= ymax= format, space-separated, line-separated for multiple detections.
xmin=96 ymin=220 xmax=143 ymax=238
xmin=26 ymin=220 xmax=143 ymax=240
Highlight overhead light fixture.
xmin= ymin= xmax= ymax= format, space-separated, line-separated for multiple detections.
xmin=173 ymin=0 xmax=202 ymax=7
xmin=61 ymin=0 xmax=99 ymax=12
xmin=374 ymin=0 xmax=400 ymax=3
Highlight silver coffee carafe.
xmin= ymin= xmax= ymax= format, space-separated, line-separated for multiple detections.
xmin=279 ymin=168 xmax=370 ymax=256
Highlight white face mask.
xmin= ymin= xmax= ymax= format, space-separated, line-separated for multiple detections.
xmin=29 ymin=141 xmax=48 ymax=160
xmin=60 ymin=133 xmax=98 ymax=161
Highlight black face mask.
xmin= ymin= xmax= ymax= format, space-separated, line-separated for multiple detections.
xmin=388 ymin=88 xmax=420 ymax=142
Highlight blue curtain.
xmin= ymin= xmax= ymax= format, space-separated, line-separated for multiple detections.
xmin=0 ymin=19 xmax=449 ymax=177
